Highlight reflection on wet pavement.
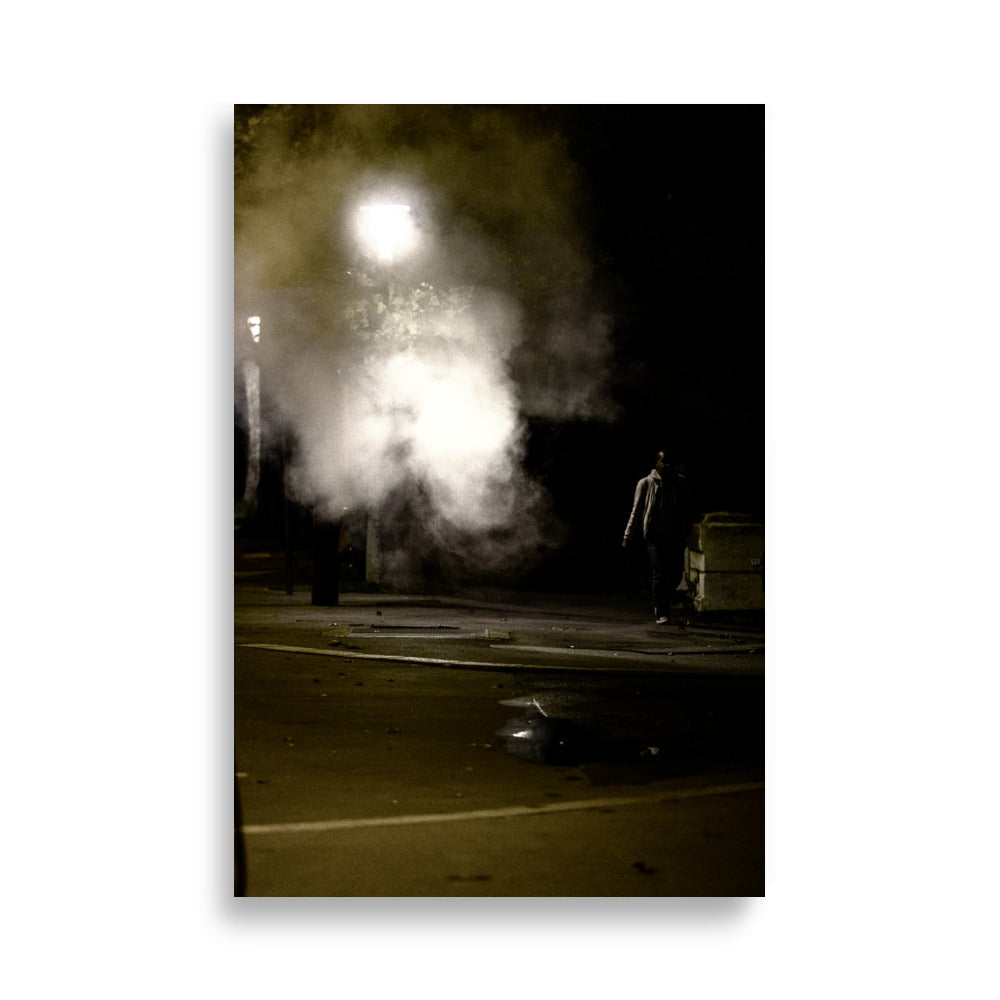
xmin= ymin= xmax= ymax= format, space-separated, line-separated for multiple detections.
xmin=495 ymin=677 xmax=763 ymax=782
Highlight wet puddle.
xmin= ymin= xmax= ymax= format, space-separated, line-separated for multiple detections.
xmin=494 ymin=683 xmax=763 ymax=780
xmin=495 ymin=694 xmax=666 ymax=769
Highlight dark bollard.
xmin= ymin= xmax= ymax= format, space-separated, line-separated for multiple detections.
xmin=311 ymin=516 xmax=341 ymax=606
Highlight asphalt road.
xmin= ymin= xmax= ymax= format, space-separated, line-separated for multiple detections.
xmin=234 ymin=587 xmax=764 ymax=896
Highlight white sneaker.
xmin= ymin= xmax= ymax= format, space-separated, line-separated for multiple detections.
xmin=655 ymin=616 xmax=669 ymax=624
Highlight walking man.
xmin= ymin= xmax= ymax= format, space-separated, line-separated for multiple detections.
xmin=622 ymin=450 xmax=691 ymax=624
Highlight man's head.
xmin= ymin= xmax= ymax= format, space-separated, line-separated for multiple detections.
xmin=654 ymin=450 xmax=667 ymax=474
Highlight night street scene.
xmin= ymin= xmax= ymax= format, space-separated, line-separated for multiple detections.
xmin=234 ymin=104 xmax=764 ymax=897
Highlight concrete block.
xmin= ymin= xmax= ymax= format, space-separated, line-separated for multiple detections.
xmin=687 ymin=566 xmax=764 ymax=611
xmin=687 ymin=512 xmax=764 ymax=572
xmin=685 ymin=512 xmax=764 ymax=611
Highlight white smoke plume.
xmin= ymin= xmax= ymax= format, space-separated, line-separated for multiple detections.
xmin=234 ymin=105 xmax=615 ymax=584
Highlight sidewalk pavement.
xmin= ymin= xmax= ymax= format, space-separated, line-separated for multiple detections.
xmin=234 ymin=578 xmax=764 ymax=677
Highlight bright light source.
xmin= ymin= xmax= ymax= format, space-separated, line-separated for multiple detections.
xmin=358 ymin=204 xmax=416 ymax=262
xmin=247 ymin=316 xmax=261 ymax=343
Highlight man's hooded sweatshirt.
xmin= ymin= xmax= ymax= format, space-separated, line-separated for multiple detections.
xmin=623 ymin=466 xmax=689 ymax=545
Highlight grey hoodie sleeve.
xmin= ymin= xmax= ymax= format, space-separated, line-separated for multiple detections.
xmin=623 ymin=477 xmax=647 ymax=545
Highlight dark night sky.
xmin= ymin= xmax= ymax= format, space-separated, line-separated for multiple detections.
xmin=515 ymin=105 xmax=764 ymax=542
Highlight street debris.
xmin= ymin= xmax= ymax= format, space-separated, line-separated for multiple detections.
xmin=322 ymin=626 xmax=352 ymax=638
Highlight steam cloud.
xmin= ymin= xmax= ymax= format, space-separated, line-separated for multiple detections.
xmin=234 ymin=105 xmax=615 ymax=586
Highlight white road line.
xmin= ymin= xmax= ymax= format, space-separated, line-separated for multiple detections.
xmin=240 ymin=642 xmax=606 ymax=673
xmin=349 ymin=632 xmax=487 ymax=640
xmin=238 ymin=643 xmax=755 ymax=674
xmin=241 ymin=782 xmax=763 ymax=836
xmin=499 ymin=643 xmax=763 ymax=658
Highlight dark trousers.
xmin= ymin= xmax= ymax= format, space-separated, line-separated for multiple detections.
xmin=647 ymin=535 xmax=685 ymax=617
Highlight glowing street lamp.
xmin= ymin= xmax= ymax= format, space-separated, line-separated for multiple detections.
xmin=355 ymin=202 xmax=417 ymax=588
xmin=310 ymin=203 xmax=414 ymax=605
xmin=358 ymin=203 xmax=416 ymax=263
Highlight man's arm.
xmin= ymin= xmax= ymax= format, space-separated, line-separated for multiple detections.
xmin=622 ymin=478 xmax=646 ymax=547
